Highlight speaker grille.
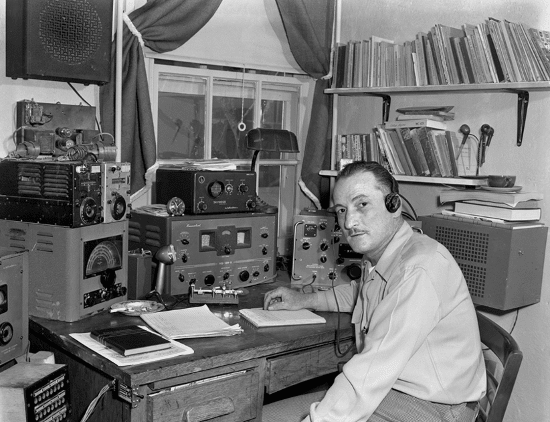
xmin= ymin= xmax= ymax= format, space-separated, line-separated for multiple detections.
xmin=39 ymin=0 xmax=103 ymax=65
xmin=432 ymin=225 xmax=489 ymax=299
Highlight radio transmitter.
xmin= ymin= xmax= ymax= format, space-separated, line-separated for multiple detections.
xmin=101 ymin=162 xmax=131 ymax=223
xmin=0 ymin=159 xmax=103 ymax=227
xmin=292 ymin=209 xmax=363 ymax=289
xmin=155 ymin=168 xmax=257 ymax=214
xmin=0 ymin=248 xmax=28 ymax=366
xmin=128 ymin=209 xmax=277 ymax=295
xmin=0 ymin=220 xmax=128 ymax=322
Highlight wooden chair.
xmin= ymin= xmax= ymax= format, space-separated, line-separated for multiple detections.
xmin=476 ymin=311 xmax=523 ymax=422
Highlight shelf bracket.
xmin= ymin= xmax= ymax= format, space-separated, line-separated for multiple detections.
xmin=512 ymin=90 xmax=529 ymax=146
xmin=370 ymin=94 xmax=391 ymax=123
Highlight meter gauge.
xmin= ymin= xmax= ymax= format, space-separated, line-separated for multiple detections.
xmin=208 ymin=181 xmax=224 ymax=198
xmin=83 ymin=235 xmax=123 ymax=278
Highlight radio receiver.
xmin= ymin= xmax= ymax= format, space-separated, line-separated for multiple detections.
xmin=0 ymin=220 xmax=128 ymax=322
xmin=155 ymin=168 xmax=257 ymax=214
xmin=128 ymin=209 xmax=277 ymax=296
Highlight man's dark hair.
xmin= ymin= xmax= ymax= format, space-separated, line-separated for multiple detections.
xmin=336 ymin=161 xmax=399 ymax=195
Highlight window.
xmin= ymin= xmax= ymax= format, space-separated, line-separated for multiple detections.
xmin=150 ymin=63 xmax=306 ymax=256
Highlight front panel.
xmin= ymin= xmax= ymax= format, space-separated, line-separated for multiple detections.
xmin=0 ymin=220 xmax=128 ymax=322
xmin=128 ymin=211 xmax=277 ymax=295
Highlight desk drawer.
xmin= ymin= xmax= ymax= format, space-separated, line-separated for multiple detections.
xmin=147 ymin=370 xmax=260 ymax=422
xmin=266 ymin=339 xmax=355 ymax=393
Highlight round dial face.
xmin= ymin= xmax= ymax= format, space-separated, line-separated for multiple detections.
xmin=208 ymin=181 xmax=224 ymax=198
xmin=166 ymin=197 xmax=185 ymax=216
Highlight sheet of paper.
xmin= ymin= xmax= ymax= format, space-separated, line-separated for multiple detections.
xmin=70 ymin=326 xmax=193 ymax=367
xmin=141 ymin=304 xmax=243 ymax=339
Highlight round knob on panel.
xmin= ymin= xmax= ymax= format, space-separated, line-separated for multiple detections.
xmin=336 ymin=257 xmax=345 ymax=265
xmin=239 ymin=270 xmax=250 ymax=281
xmin=226 ymin=184 xmax=234 ymax=194
xmin=328 ymin=272 xmax=337 ymax=280
xmin=181 ymin=238 xmax=189 ymax=245
xmin=178 ymin=273 xmax=185 ymax=282
xmin=302 ymin=242 xmax=311 ymax=250
xmin=0 ymin=322 xmax=14 ymax=346
xmin=181 ymin=254 xmax=188 ymax=263
xmin=246 ymin=199 xmax=256 ymax=210
xmin=239 ymin=184 xmax=249 ymax=193
xmin=252 ymin=271 xmax=260 ymax=277
xmin=320 ymin=256 xmax=327 ymax=263
xmin=197 ymin=202 xmax=207 ymax=212
xmin=262 ymin=246 xmax=268 ymax=255
xmin=333 ymin=236 xmax=340 ymax=243
xmin=263 ymin=263 xmax=270 ymax=272
xmin=224 ymin=246 xmax=232 ymax=254
xmin=346 ymin=264 xmax=362 ymax=280
xmin=223 ymin=272 xmax=230 ymax=280
xmin=100 ymin=269 xmax=116 ymax=288
xmin=261 ymin=233 xmax=268 ymax=238
xmin=320 ymin=242 xmax=329 ymax=251
xmin=320 ymin=223 xmax=327 ymax=230
xmin=204 ymin=274 xmax=216 ymax=286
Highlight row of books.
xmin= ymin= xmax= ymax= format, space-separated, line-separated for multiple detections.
xmin=332 ymin=18 xmax=550 ymax=88
xmin=439 ymin=188 xmax=544 ymax=224
xmin=336 ymin=120 xmax=460 ymax=177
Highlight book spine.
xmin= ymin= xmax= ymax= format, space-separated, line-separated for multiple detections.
xmin=417 ymin=127 xmax=442 ymax=176
xmin=408 ymin=128 xmax=431 ymax=176
xmin=444 ymin=131 xmax=460 ymax=177
xmin=388 ymin=129 xmax=415 ymax=175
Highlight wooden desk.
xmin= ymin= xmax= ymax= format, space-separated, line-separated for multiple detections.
xmin=29 ymin=278 xmax=355 ymax=422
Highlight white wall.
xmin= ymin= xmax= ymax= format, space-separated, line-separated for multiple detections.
xmin=339 ymin=1 xmax=550 ymax=421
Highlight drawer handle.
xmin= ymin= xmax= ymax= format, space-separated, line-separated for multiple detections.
xmin=184 ymin=397 xmax=235 ymax=422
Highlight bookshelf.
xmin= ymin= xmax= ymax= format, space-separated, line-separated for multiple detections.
xmin=322 ymin=82 xmax=550 ymax=187
xmin=319 ymin=170 xmax=486 ymax=186
xmin=326 ymin=82 xmax=550 ymax=147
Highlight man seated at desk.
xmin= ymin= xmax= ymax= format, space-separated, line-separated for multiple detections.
xmin=264 ymin=161 xmax=486 ymax=422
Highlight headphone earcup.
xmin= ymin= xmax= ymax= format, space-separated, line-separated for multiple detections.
xmin=385 ymin=193 xmax=401 ymax=213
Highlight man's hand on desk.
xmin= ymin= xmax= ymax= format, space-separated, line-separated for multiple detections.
xmin=263 ymin=287 xmax=318 ymax=311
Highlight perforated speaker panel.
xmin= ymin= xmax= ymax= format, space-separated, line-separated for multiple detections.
xmin=6 ymin=0 xmax=113 ymax=84
xmin=39 ymin=0 xmax=104 ymax=65
xmin=432 ymin=225 xmax=489 ymax=299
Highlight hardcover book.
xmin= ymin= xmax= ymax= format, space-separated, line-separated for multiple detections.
xmin=90 ymin=325 xmax=171 ymax=357
xmin=439 ymin=189 xmax=543 ymax=207
xmin=384 ymin=118 xmax=447 ymax=130
xmin=453 ymin=202 xmax=541 ymax=221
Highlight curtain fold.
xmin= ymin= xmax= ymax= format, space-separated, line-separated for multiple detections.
xmin=100 ymin=0 xmax=223 ymax=194
xmin=275 ymin=0 xmax=335 ymax=209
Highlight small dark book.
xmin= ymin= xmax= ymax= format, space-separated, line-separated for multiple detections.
xmin=90 ymin=325 xmax=171 ymax=356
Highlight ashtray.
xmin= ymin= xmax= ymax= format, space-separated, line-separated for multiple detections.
xmin=110 ymin=300 xmax=165 ymax=315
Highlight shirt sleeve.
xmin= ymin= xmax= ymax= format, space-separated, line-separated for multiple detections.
xmin=309 ymin=267 xmax=441 ymax=421
xmin=314 ymin=283 xmax=356 ymax=313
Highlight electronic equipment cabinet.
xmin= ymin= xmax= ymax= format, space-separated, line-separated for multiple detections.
xmin=29 ymin=277 xmax=355 ymax=422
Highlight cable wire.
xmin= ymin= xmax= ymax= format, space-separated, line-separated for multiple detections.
xmin=79 ymin=379 xmax=116 ymax=422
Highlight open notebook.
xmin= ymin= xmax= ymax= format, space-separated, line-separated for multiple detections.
xmin=239 ymin=308 xmax=326 ymax=328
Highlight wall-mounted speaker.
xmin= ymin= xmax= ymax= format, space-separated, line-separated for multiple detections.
xmin=6 ymin=0 xmax=114 ymax=85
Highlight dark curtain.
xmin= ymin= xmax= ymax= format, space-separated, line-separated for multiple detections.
xmin=275 ymin=0 xmax=335 ymax=209
xmin=100 ymin=0 xmax=223 ymax=193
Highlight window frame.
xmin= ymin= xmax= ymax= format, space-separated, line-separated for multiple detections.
xmin=147 ymin=60 xmax=307 ymax=256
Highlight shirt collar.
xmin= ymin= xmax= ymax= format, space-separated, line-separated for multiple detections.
xmin=364 ymin=221 xmax=413 ymax=282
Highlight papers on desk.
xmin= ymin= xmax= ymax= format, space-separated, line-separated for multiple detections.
xmin=140 ymin=304 xmax=243 ymax=339
xmin=70 ymin=326 xmax=194 ymax=367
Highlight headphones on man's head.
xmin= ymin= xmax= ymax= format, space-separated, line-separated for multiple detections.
xmin=384 ymin=174 xmax=401 ymax=213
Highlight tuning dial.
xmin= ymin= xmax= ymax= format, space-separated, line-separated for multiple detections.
xmin=197 ymin=201 xmax=207 ymax=212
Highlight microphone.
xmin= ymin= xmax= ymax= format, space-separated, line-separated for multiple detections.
xmin=456 ymin=124 xmax=470 ymax=159
xmin=148 ymin=244 xmax=178 ymax=307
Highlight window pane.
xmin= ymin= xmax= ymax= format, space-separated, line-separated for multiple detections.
xmin=157 ymin=74 xmax=206 ymax=159
xmin=260 ymin=83 xmax=300 ymax=160
xmin=212 ymin=79 xmax=255 ymax=159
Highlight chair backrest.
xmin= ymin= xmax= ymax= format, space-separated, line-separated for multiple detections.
xmin=476 ymin=311 xmax=523 ymax=422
